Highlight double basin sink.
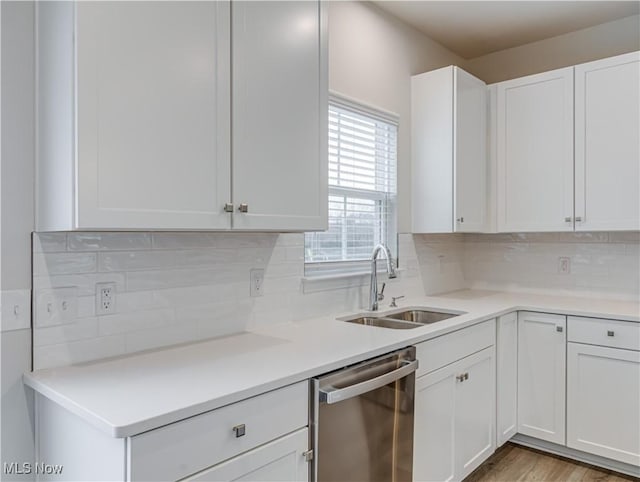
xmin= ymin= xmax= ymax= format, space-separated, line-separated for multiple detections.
xmin=339 ymin=308 xmax=466 ymax=330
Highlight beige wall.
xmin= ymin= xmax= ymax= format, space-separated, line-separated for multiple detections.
xmin=466 ymin=14 xmax=640 ymax=84
xmin=328 ymin=1 xmax=466 ymax=232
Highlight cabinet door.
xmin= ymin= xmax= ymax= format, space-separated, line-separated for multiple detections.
xmin=517 ymin=312 xmax=566 ymax=445
xmin=76 ymin=2 xmax=231 ymax=229
xmin=414 ymin=364 xmax=456 ymax=482
xmin=567 ymin=343 xmax=640 ymax=466
xmin=185 ymin=429 xmax=309 ymax=482
xmin=496 ymin=312 xmax=518 ymax=447
xmin=575 ymin=52 xmax=640 ymax=231
xmin=231 ymin=1 xmax=328 ymax=231
xmin=455 ymin=347 xmax=495 ymax=480
xmin=496 ymin=68 xmax=574 ymax=232
xmin=454 ymin=68 xmax=487 ymax=233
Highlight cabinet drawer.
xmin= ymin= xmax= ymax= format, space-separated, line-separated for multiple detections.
xmin=128 ymin=381 xmax=308 ymax=482
xmin=415 ymin=319 xmax=495 ymax=377
xmin=568 ymin=316 xmax=640 ymax=351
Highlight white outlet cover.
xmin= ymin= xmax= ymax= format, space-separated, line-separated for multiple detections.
xmin=96 ymin=282 xmax=117 ymax=315
xmin=35 ymin=287 xmax=78 ymax=327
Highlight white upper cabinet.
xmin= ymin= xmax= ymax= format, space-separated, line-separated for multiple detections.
xmin=36 ymin=1 xmax=327 ymax=232
xmin=231 ymin=1 xmax=327 ymax=231
xmin=412 ymin=66 xmax=487 ymax=233
xmin=574 ymin=52 xmax=640 ymax=231
xmin=496 ymin=67 xmax=574 ymax=232
xmin=37 ymin=1 xmax=231 ymax=231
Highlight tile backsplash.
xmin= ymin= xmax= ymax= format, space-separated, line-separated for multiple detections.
xmin=32 ymin=232 xmax=423 ymax=369
xmin=32 ymin=231 xmax=639 ymax=369
xmin=461 ymin=232 xmax=640 ymax=299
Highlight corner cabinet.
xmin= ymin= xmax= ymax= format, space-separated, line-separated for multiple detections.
xmin=496 ymin=312 xmax=518 ymax=447
xmin=411 ymin=66 xmax=487 ymax=233
xmin=495 ymin=68 xmax=574 ymax=232
xmin=36 ymin=1 xmax=327 ymax=232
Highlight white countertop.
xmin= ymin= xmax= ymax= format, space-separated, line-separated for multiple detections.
xmin=24 ymin=289 xmax=640 ymax=438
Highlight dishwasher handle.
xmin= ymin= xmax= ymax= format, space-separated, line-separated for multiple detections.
xmin=319 ymin=359 xmax=418 ymax=404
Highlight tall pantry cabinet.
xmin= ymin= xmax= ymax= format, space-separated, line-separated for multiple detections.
xmin=36 ymin=1 xmax=327 ymax=232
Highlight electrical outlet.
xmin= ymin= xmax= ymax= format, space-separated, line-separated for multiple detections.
xmin=558 ymin=257 xmax=571 ymax=274
xmin=250 ymin=269 xmax=264 ymax=297
xmin=96 ymin=282 xmax=117 ymax=315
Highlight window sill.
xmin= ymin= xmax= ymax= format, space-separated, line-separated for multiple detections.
xmin=301 ymin=269 xmax=403 ymax=294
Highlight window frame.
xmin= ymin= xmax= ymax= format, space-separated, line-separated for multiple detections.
xmin=305 ymin=94 xmax=399 ymax=277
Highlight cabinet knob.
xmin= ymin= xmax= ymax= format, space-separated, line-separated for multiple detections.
xmin=457 ymin=217 xmax=464 ymax=223
xmin=223 ymin=203 xmax=234 ymax=213
xmin=556 ymin=326 xmax=563 ymax=333
xmin=575 ymin=216 xmax=583 ymax=222
xmin=238 ymin=203 xmax=249 ymax=213
xmin=456 ymin=374 xmax=465 ymax=382
xmin=607 ymin=330 xmax=614 ymax=337
xmin=232 ymin=424 xmax=246 ymax=438
xmin=564 ymin=217 xmax=572 ymax=223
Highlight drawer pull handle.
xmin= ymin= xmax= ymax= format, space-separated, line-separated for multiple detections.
xmin=607 ymin=330 xmax=615 ymax=337
xmin=232 ymin=424 xmax=246 ymax=438
xmin=556 ymin=326 xmax=563 ymax=333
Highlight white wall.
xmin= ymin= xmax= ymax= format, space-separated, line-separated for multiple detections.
xmin=0 ymin=1 xmax=35 ymax=479
xmin=328 ymin=1 xmax=466 ymax=232
xmin=466 ymin=14 xmax=640 ymax=83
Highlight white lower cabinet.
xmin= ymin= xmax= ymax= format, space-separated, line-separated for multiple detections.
xmin=35 ymin=382 xmax=309 ymax=482
xmin=184 ymin=429 xmax=309 ymax=482
xmin=567 ymin=318 xmax=640 ymax=466
xmin=414 ymin=320 xmax=496 ymax=482
xmin=496 ymin=312 xmax=517 ymax=446
xmin=517 ymin=312 xmax=566 ymax=445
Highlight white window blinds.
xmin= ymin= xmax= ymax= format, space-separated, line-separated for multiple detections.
xmin=305 ymin=97 xmax=398 ymax=272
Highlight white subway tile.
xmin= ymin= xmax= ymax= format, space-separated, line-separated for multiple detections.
xmin=99 ymin=250 xmax=177 ymax=272
xmin=34 ymin=317 xmax=98 ymax=347
xmin=33 ymin=335 xmax=126 ymax=370
xmin=68 ymin=233 xmax=151 ymax=251
xmin=33 ymin=273 xmax=126 ymax=297
xmin=98 ymin=309 xmax=176 ymax=336
xmin=126 ymin=267 xmax=248 ymax=291
xmin=124 ymin=322 xmax=200 ymax=354
xmin=33 ymin=233 xmax=67 ymax=253
xmin=33 ymin=252 xmax=97 ymax=276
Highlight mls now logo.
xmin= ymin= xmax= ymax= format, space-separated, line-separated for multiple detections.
xmin=3 ymin=462 xmax=63 ymax=475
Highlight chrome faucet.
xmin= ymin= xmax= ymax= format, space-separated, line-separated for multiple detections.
xmin=369 ymin=244 xmax=397 ymax=311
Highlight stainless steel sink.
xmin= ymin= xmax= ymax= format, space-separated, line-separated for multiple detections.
xmin=342 ymin=317 xmax=420 ymax=330
xmin=339 ymin=308 xmax=466 ymax=329
xmin=385 ymin=309 xmax=460 ymax=324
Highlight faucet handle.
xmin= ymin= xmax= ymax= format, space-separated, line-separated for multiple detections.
xmin=377 ymin=282 xmax=386 ymax=301
xmin=390 ymin=296 xmax=405 ymax=308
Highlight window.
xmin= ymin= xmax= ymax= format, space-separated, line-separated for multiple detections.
xmin=305 ymin=96 xmax=398 ymax=275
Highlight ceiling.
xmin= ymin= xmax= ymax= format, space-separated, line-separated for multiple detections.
xmin=372 ymin=1 xmax=640 ymax=59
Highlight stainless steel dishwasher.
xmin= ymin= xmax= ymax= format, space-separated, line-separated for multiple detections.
xmin=311 ymin=347 xmax=418 ymax=482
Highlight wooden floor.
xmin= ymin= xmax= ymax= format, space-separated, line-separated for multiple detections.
xmin=464 ymin=443 xmax=639 ymax=482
